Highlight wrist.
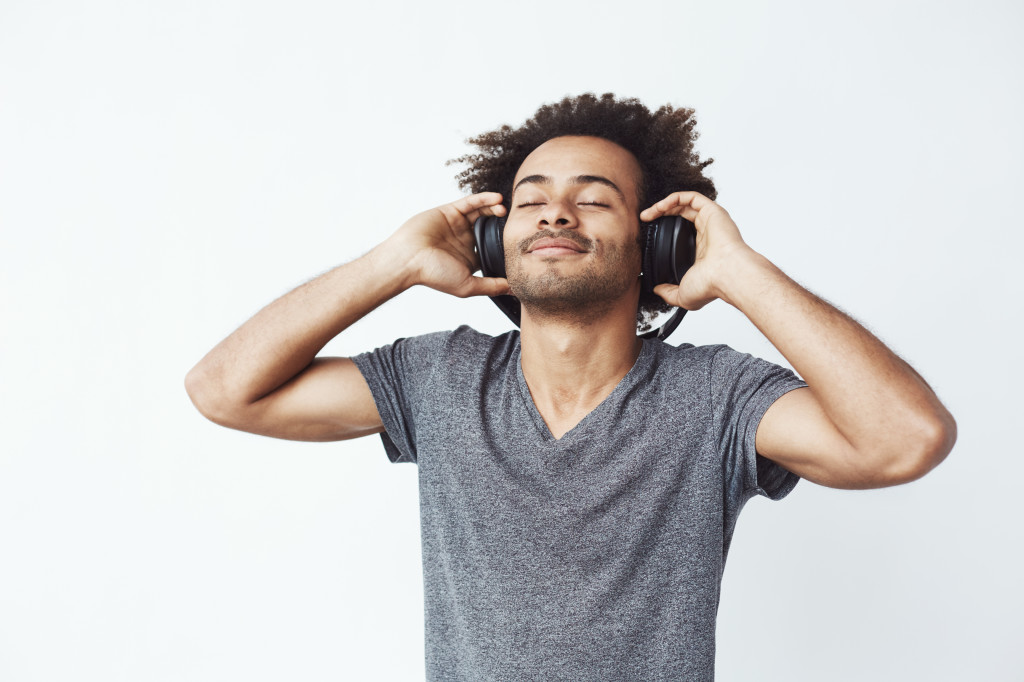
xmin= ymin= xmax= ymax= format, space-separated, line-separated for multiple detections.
xmin=365 ymin=237 xmax=422 ymax=295
xmin=712 ymin=248 xmax=780 ymax=310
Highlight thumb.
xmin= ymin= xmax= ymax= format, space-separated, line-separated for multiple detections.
xmin=653 ymin=283 xmax=679 ymax=303
xmin=454 ymin=276 xmax=510 ymax=299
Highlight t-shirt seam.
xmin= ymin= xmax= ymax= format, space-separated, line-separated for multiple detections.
xmin=708 ymin=345 xmax=752 ymax=493
xmin=708 ymin=346 xmax=720 ymax=466
xmin=408 ymin=329 xmax=462 ymax=462
xmin=353 ymin=329 xmax=457 ymax=464
xmin=427 ymin=328 xmax=455 ymax=394
xmin=709 ymin=345 xmax=766 ymax=499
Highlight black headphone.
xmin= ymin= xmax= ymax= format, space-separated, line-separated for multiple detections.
xmin=473 ymin=214 xmax=696 ymax=340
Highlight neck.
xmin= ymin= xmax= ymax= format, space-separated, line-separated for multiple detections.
xmin=518 ymin=302 xmax=643 ymax=438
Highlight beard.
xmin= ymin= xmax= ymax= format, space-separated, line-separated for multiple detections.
xmin=505 ymin=229 xmax=641 ymax=321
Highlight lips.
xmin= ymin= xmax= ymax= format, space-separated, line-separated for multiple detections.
xmin=526 ymin=237 xmax=588 ymax=254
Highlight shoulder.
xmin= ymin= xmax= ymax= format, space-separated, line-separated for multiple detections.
xmin=647 ymin=341 xmax=800 ymax=398
xmin=375 ymin=325 xmax=520 ymax=371
xmin=426 ymin=325 xmax=520 ymax=381
xmin=653 ymin=340 xmax=783 ymax=372
xmin=647 ymin=339 xmax=733 ymax=375
xmin=410 ymin=325 xmax=519 ymax=362
xmin=353 ymin=325 xmax=520 ymax=392
xmin=446 ymin=325 xmax=519 ymax=352
xmin=364 ymin=325 xmax=515 ymax=356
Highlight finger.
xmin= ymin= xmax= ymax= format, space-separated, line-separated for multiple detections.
xmin=453 ymin=276 xmax=510 ymax=299
xmin=462 ymin=204 xmax=506 ymax=232
xmin=652 ymin=283 xmax=679 ymax=303
xmin=639 ymin=193 xmax=697 ymax=222
xmin=639 ymin=191 xmax=712 ymax=223
xmin=656 ymin=283 xmax=713 ymax=311
xmin=448 ymin=192 xmax=506 ymax=222
xmin=438 ymin=194 xmax=506 ymax=243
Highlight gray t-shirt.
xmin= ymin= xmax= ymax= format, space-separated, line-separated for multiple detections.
xmin=353 ymin=325 xmax=806 ymax=681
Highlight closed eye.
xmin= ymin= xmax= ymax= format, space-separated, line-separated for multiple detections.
xmin=515 ymin=201 xmax=609 ymax=208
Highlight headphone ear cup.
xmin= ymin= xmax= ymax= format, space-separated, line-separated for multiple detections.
xmin=643 ymin=215 xmax=696 ymax=289
xmin=641 ymin=221 xmax=659 ymax=296
xmin=473 ymin=215 xmax=507 ymax=278
xmin=638 ymin=216 xmax=697 ymax=341
xmin=473 ymin=215 xmax=522 ymax=328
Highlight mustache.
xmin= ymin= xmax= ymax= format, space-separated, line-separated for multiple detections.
xmin=517 ymin=230 xmax=594 ymax=254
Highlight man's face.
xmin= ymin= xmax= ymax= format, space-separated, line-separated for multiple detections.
xmin=503 ymin=135 xmax=644 ymax=319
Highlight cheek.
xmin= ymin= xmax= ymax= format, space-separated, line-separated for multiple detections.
xmin=595 ymin=234 xmax=641 ymax=255
xmin=501 ymin=219 xmax=530 ymax=254
xmin=500 ymin=226 xmax=525 ymax=272
xmin=600 ymin=236 xmax=644 ymax=272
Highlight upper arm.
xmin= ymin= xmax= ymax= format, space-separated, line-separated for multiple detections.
xmin=198 ymin=357 xmax=384 ymax=442
xmin=756 ymin=387 xmax=880 ymax=490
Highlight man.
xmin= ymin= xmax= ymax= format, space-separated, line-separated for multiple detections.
xmin=185 ymin=94 xmax=956 ymax=680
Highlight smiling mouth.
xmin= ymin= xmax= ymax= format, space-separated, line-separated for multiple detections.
xmin=524 ymin=236 xmax=589 ymax=255
xmin=530 ymin=245 xmax=585 ymax=256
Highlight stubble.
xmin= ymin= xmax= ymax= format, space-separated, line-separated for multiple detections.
xmin=506 ymin=229 xmax=641 ymax=321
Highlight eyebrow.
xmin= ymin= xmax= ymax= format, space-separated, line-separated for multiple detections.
xmin=512 ymin=174 xmax=627 ymax=203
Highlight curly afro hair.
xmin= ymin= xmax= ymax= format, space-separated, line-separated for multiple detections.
xmin=449 ymin=92 xmax=717 ymax=332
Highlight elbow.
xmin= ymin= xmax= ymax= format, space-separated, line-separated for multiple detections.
xmin=184 ymin=364 xmax=203 ymax=403
xmin=184 ymin=363 xmax=240 ymax=427
xmin=881 ymin=409 xmax=957 ymax=486
xmin=184 ymin=364 xmax=215 ymax=419
xmin=914 ymin=407 xmax=957 ymax=477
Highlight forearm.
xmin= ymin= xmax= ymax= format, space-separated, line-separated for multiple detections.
xmin=721 ymin=250 xmax=956 ymax=463
xmin=185 ymin=241 xmax=412 ymax=409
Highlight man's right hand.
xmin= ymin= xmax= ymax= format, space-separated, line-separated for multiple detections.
xmin=185 ymin=193 xmax=510 ymax=442
xmin=385 ymin=192 xmax=510 ymax=298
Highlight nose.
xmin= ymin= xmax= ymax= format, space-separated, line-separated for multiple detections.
xmin=537 ymin=199 xmax=577 ymax=229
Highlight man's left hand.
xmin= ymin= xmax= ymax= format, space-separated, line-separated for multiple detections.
xmin=639 ymin=191 xmax=758 ymax=310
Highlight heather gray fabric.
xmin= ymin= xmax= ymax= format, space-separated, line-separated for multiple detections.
xmin=353 ymin=325 xmax=806 ymax=681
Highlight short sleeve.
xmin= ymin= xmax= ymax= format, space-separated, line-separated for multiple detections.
xmin=351 ymin=330 xmax=452 ymax=464
xmin=710 ymin=345 xmax=807 ymax=508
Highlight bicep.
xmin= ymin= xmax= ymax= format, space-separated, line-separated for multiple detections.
xmin=235 ymin=357 xmax=384 ymax=442
xmin=756 ymin=387 xmax=878 ymax=490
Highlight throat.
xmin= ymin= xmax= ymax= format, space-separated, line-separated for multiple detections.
xmin=518 ymin=317 xmax=644 ymax=441
xmin=521 ymin=346 xmax=643 ymax=441
xmin=533 ymin=395 xmax=607 ymax=441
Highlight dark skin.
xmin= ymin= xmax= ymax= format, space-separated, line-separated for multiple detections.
xmin=186 ymin=135 xmax=956 ymax=489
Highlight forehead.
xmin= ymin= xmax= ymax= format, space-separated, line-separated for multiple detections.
xmin=513 ymin=136 xmax=642 ymax=200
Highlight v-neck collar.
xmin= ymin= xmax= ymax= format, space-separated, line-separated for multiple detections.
xmin=512 ymin=338 xmax=655 ymax=451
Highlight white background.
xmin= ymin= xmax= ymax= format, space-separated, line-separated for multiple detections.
xmin=1 ymin=0 xmax=1021 ymax=679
